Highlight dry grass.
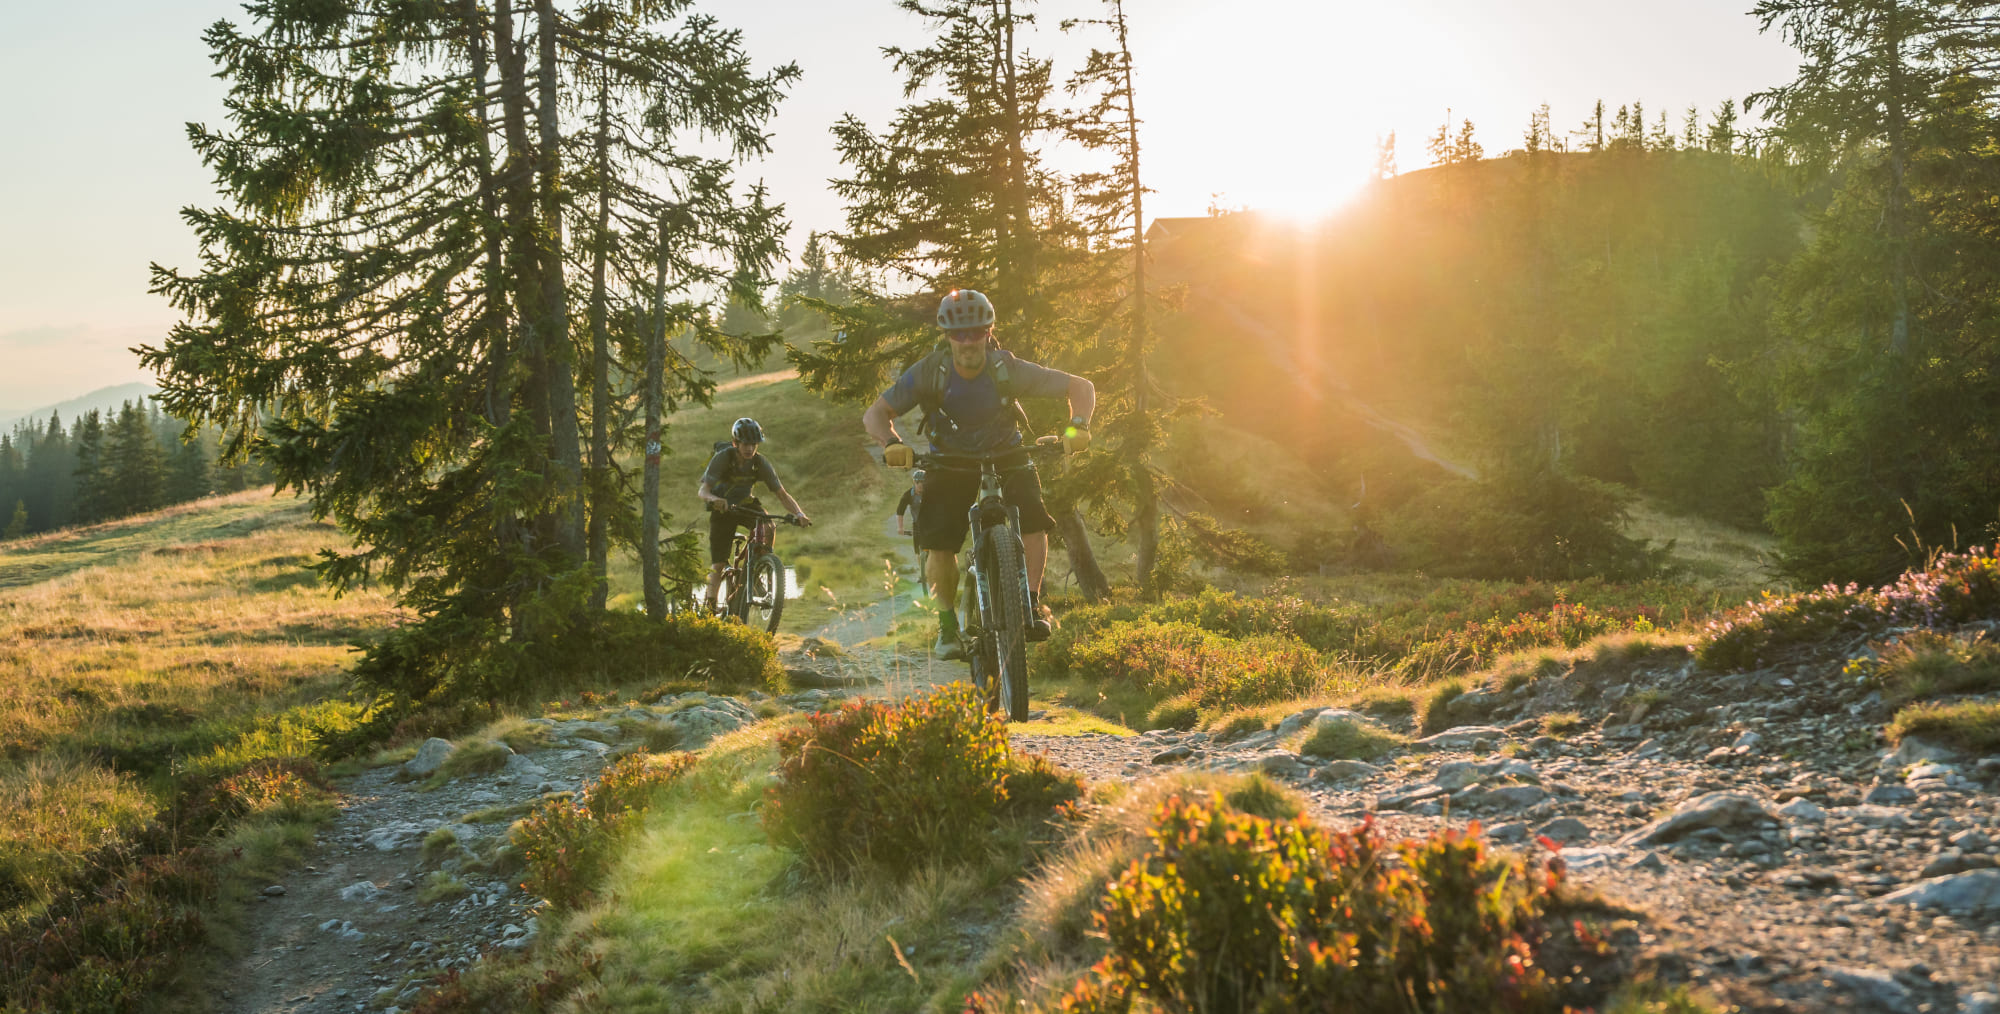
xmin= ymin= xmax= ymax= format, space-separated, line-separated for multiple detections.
xmin=1622 ymin=499 xmax=1781 ymax=595
xmin=0 ymin=489 xmax=397 ymax=923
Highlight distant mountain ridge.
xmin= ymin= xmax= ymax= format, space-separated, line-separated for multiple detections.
xmin=0 ymin=382 xmax=160 ymax=435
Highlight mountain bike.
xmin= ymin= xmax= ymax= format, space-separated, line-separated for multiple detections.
xmin=714 ymin=504 xmax=803 ymax=633
xmin=917 ymin=437 xmax=1063 ymax=722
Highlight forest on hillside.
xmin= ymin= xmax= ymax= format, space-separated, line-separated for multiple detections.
xmin=0 ymin=404 xmax=268 ymax=539
xmin=109 ymin=0 xmax=2000 ymax=704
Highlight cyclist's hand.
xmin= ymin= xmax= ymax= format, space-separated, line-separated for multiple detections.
xmin=896 ymin=518 xmax=907 ymax=535
xmin=792 ymin=512 xmax=813 ymax=527
xmin=706 ymin=499 xmax=725 ymax=513
xmin=883 ymin=442 xmax=914 ymax=468
xmin=1062 ymin=424 xmax=1091 ymax=455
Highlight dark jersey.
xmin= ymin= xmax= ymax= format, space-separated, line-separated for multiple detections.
xmin=701 ymin=448 xmax=780 ymax=504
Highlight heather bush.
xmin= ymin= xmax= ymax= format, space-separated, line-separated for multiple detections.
xmin=1050 ymin=796 xmax=1566 ymax=1012
xmin=514 ymin=751 xmax=698 ymax=910
xmin=1870 ymin=630 xmax=2000 ymax=704
xmin=1699 ymin=547 xmax=2000 ymax=670
xmin=761 ymin=684 xmax=1084 ymax=875
xmin=1886 ymin=700 xmax=2000 ymax=755
xmin=0 ymin=848 xmax=219 ymax=1012
xmin=1059 ymin=620 xmax=1341 ymax=716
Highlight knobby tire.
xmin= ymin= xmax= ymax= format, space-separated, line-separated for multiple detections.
xmin=750 ymin=552 xmax=786 ymax=633
xmin=988 ymin=529 xmax=1031 ymax=722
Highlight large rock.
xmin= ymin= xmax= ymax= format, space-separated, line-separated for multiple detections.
xmin=644 ymin=696 xmax=760 ymax=751
xmin=1274 ymin=707 xmax=1326 ymax=737
xmin=1881 ymin=869 xmax=2000 ymax=912
xmin=1313 ymin=759 xmax=1381 ymax=782
xmin=404 ymin=738 xmax=457 ymax=777
xmin=1820 ymin=967 xmax=1916 ymax=1014
xmin=1619 ymin=792 xmax=1777 ymax=847
xmin=1484 ymin=785 xmax=1551 ymax=811
xmin=1255 ymin=753 xmax=1310 ymax=780
xmin=1415 ymin=726 xmax=1507 ymax=750
xmin=1883 ymin=735 xmax=1959 ymax=771
xmin=1777 ymin=798 xmax=1828 ymax=822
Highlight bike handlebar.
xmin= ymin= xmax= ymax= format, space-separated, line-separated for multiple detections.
xmin=913 ymin=435 xmax=1064 ymax=469
xmin=714 ymin=504 xmax=807 ymax=526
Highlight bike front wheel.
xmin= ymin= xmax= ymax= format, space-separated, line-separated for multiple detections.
xmin=985 ymin=529 xmax=1031 ymax=722
xmin=748 ymin=552 xmax=786 ymax=633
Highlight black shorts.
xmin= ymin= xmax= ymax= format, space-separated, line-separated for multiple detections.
xmin=708 ymin=498 xmax=760 ymax=564
xmin=914 ymin=457 xmax=1055 ymax=552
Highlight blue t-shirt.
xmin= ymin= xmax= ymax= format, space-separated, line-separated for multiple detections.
xmin=881 ymin=351 xmax=1073 ymax=454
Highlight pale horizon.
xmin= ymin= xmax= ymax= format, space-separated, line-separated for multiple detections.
xmin=0 ymin=0 xmax=1798 ymax=414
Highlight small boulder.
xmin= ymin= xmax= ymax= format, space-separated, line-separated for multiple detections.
xmin=1862 ymin=782 xmax=1918 ymax=806
xmin=1820 ymin=967 xmax=1915 ymax=1014
xmin=1880 ymin=869 xmax=2000 ymax=912
xmin=1536 ymin=817 xmax=1591 ymax=845
xmin=1415 ymin=726 xmax=1508 ymax=750
xmin=1256 ymin=753 xmax=1310 ymax=780
xmin=1484 ymin=785 xmax=1551 ymax=811
xmin=1149 ymin=745 xmax=1194 ymax=765
xmin=1312 ymin=759 xmax=1380 ymax=783
xmin=404 ymin=738 xmax=457 ymax=777
xmin=1619 ymin=792 xmax=1777 ymax=847
xmin=1777 ymin=798 xmax=1828 ymax=822
xmin=1274 ymin=708 xmax=1326 ymax=737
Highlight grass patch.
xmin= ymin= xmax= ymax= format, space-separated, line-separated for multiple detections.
xmin=1875 ymin=631 xmax=2000 ymax=705
xmin=1886 ymin=700 xmax=2000 ymax=755
xmin=419 ymin=871 xmax=471 ymax=904
xmin=461 ymin=801 xmax=537 ymax=825
xmin=433 ymin=740 xmax=511 ymax=783
xmin=1419 ymin=679 xmax=1468 ymax=735
xmin=1298 ymin=717 xmax=1408 ymax=761
xmin=1542 ymin=712 xmax=1587 ymax=737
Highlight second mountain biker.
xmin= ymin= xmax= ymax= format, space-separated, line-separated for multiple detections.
xmin=861 ymin=289 xmax=1094 ymax=660
xmin=696 ymin=417 xmax=811 ymax=614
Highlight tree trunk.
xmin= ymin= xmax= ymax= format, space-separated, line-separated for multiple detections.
xmin=492 ymin=0 xmax=547 ymax=637
xmin=1057 ymin=506 xmax=1111 ymax=602
xmin=996 ymin=0 xmax=1038 ymax=349
xmin=535 ymin=0 xmax=586 ymax=559
xmin=587 ymin=77 xmax=613 ymax=610
xmin=642 ymin=215 xmax=669 ymax=622
xmin=1113 ymin=0 xmax=1157 ymax=591
xmin=1884 ymin=1 xmax=1912 ymax=358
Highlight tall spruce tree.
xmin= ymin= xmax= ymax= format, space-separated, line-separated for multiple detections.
xmin=70 ymin=411 xmax=107 ymax=524
xmin=147 ymin=0 xmax=794 ymax=704
xmin=105 ymin=402 xmax=168 ymax=519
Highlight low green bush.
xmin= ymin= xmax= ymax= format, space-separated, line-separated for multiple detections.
xmin=1061 ymin=620 xmax=1339 ymax=716
xmin=1048 ymin=795 xmax=1569 ymax=1012
xmin=1419 ymin=680 xmax=1468 ymax=735
xmin=0 ymin=848 xmax=219 ymax=1011
xmin=761 ymin=684 xmax=1084 ymax=875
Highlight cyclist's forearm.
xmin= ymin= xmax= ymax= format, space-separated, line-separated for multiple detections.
xmin=1066 ymin=376 xmax=1096 ymax=424
xmin=863 ymin=396 xmax=904 ymax=447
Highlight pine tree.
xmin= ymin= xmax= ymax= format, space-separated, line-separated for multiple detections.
xmin=105 ymin=402 xmax=167 ymax=518
xmin=146 ymin=0 xmax=795 ymax=704
xmin=1577 ymin=99 xmax=1607 ymax=152
xmin=3 ymin=500 xmax=25 ymax=541
xmin=1708 ymin=98 xmax=1740 ymax=153
xmin=21 ymin=413 xmax=72 ymax=531
xmin=1523 ymin=105 xmax=1553 ymax=154
xmin=1373 ymin=131 xmax=1399 ymax=178
xmin=70 ymin=410 xmax=106 ymax=524
xmin=167 ymin=435 xmax=211 ymax=504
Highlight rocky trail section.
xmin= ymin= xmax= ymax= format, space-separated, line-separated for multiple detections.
xmin=219 ymin=635 xmax=2000 ymax=1014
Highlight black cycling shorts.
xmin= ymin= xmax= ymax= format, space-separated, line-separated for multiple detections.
xmin=708 ymin=498 xmax=760 ymax=564
xmin=914 ymin=457 xmax=1055 ymax=552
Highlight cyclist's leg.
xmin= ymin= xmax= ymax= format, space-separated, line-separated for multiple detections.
xmin=916 ymin=469 xmax=976 ymax=658
xmin=705 ymin=509 xmax=736 ymax=608
xmin=1000 ymin=465 xmax=1059 ymax=639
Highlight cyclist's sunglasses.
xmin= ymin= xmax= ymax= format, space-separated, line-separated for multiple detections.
xmin=945 ymin=328 xmax=988 ymax=343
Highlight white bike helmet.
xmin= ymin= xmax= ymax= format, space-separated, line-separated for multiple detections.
xmin=936 ymin=289 xmax=995 ymax=329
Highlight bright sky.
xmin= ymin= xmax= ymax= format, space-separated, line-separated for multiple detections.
xmin=0 ymin=0 xmax=1799 ymax=415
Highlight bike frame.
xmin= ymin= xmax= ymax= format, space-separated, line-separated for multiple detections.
xmin=717 ymin=504 xmax=797 ymax=627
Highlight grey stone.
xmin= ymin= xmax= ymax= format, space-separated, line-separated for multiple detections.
xmin=502 ymin=752 xmax=548 ymax=781
xmin=1620 ymin=792 xmax=1777 ymax=847
xmin=1434 ymin=761 xmax=1483 ymax=791
xmin=1886 ymin=736 xmax=1960 ymax=769
xmin=1821 ymin=967 xmax=1916 ymax=1013
xmin=1150 ymin=745 xmax=1193 ymax=764
xmin=364 ymin=822 xmax=430 ymax=852
xmin=340 ymin=880 xmax=384 ymax=903
xmin=1882 ymin=869 xmax=2000 ymax=912
xmin=1485 ymin=785 xmax=1551 ymax=811
xmin=404 ymin=738 xmax=457 ymax=777
xmin=1841 ymin=805 xmax=1914 ymax=829
xmin=1557 ymin=846 xmax=1628 ymax=872
xmin=1447 ymin=689 xmax=1504 ymax=718
xmin=1778 ymin=798 xmax=1828 ymax=822
xmin=1374 ymin=784 xmax=1449 ymax=811
xmin=1864 ymin=782 xmax=1919 ymax=806
xmin=1961 ymin=991 xmax=2000 ymax=1014
xmin=1312 ymin=759 xmax=1381 ymax=782
xmin=1274 ymin=708 xmax=1326 ymax=737
xmin=262 ymin=884 xmax=286 ymax=897
xmin=1256 ymin=753 xmax=1310 ymax=780
xmin=1536 ymin=817 xmax=1591 ymax=844
xmin=1414 ymin=726 xmax=1507 ymax=750
xmin=1732 ymin=730 xmax=1762 ymax=751
xmin=1907 ymin=762 xmax=1957 ymax=782
xmin=1949 ymin=829 xmax=1994 ymax=851
xmin=1309 ymin=709 xmax=1372 ymax=731
xmin=1486 ymin=822 xmax=1528 ymax=844
xmin=1918 ymin=852 xmax=1997 ymax=880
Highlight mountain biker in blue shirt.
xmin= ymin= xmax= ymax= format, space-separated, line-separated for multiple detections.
xmin=862 ymin=290 xmax=1094 ymax=661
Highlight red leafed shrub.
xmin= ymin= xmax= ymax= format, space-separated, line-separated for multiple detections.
xmin=0 ymin=848 xmax=218 ymax=1012
xmin=762 ymin=684 xmax=1083 ymax=875
xmin=1048 ymin=796 xmax=1567 ymax=1013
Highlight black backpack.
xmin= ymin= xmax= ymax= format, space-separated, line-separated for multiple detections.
xmin=910 ymin=346 xmax=1030 ymax=440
